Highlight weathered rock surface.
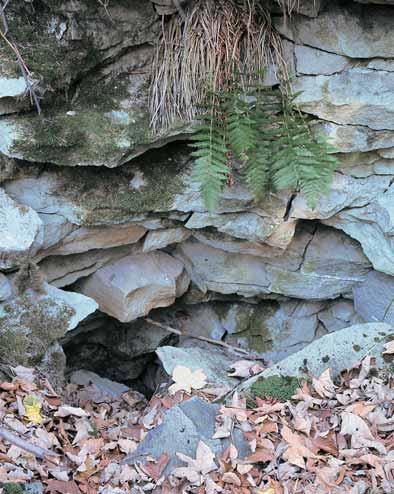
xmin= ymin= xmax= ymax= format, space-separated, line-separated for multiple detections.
xmin=0 ymin=273 xmax=12 ymax=301
xmin=143 ymin=227 xmax=191 ymax=252
xmin=1 ymin=0 xmax=394 ymax=385
xmin=177 ymin=299 xmax=362 ymax=362
xmin=354 ymin=271 xmax=394 ymax=324
xmin=175 ymin=226 xmax=370 ymax=300
xmin=294 ymin=45 xmax=350 ymax=76
xmin=123 ymin=397 xmax=250 ymax=475
xmin=0 ymin=76 xmax=29 ymax=115
xmin=0 ymin=188 xmax=42 ymax=269
xmin=323 ymin=186 xmax=394 ymax=276
xmin=275 ymin=1 xmax=394 ymax=58
xmin=77 ymin=252 xmax=189 ymax=322
xmin=294 ymin=68 xmax=394 ymax=131
xmin=241 ymin=323 xmax=394 ymax=391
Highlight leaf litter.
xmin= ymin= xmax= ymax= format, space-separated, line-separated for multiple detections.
xmin=0 ymin=355 xmax=392 ymax=493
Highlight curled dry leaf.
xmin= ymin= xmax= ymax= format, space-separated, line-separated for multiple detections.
xmin=222 ymin=471 xmax=241 ymax=486
xmin=168 ymin=366 xmax=207 ymax=395
xmin=312 ymin=369 xmax=336 ymax=399
xmin=228 ymin=360 xmax=264 ymax=378
xmin=340 ymin=412 xmax=386 ymax=454
xmin=173 ymin=440 xmax=217 ymax=485
xmin=382 ymin=340 xmax=394 ymax=355
xmin=55 ymin=406 xmax=89 ymax=418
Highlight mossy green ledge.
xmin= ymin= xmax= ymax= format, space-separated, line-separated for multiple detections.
xmin=0 ymin=107 xmax=192 ymax=169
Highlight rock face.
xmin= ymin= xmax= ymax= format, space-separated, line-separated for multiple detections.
xmin=1 ymin=0 xmax=394 ymax=385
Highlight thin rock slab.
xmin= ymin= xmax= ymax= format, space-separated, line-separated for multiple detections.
xmin=122 ymin=397 xmax=250 ymax=476
xmin=157 ymin=342 xmax=240 ymax=389
xmin=70 ymin=370 xmax=129 ymax=399
xmin=239 ymin=323 xmax=394 ymax=391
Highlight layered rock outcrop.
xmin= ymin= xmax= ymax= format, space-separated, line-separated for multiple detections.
xmin=1 ymin=0 xmax=394 ymax=384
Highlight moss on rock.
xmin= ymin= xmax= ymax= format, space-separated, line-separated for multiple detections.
xmin=250 ymin=375 xmax=300 ymax=402
xmin=0 ymin=294 xmax=74 ymax=367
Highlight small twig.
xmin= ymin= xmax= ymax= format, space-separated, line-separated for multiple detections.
xmin=0 ymin=426 xmax=58 ymax=460
xmin=145 ymin=317 xmax=257 ymax=357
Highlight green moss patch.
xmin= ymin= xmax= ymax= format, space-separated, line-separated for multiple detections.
xmin=249 ymin=375 xmax=300 ymax=403
xmin=2 ymin=483 xmax=24 ymax=494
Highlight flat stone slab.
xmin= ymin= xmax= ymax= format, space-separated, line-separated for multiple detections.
xmin=157 ymin=343 xmax=239 ymax=389
xmin=240 ymin=323 xmax=394 ymax=391
xmin=70 ymin=370 xmax=129 ymax=399
xmin=123 ymin=397 xmax=250 ymax=476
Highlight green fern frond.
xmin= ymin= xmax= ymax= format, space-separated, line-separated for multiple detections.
xmin=190 ymin=106 xmax=229 ymax=212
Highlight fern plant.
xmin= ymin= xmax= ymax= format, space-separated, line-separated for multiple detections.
xmin=190 ymin=94 xmax=229 ymax=211
xmin=190 ymin=82 xmax=338 ymax=211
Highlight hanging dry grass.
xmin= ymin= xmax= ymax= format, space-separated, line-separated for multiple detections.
xmin=149 ymin=0 xmax=289 ymax=131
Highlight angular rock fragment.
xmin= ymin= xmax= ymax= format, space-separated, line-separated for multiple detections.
xmin=77 ymin=252 xmax=189 ymax=322
xmin=123 ymin=397 xmax=250 ymax=475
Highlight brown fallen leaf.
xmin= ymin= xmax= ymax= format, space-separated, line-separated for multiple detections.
xmin=281 ymin=425 xmax=318 ymax=469
xmin=345 ymin=402 xmax=376 ymax=417
xmin=222 ymin=471 xmax=241 ymax=486
xmin=246 ymin=449 xmax=274 ymax=464
xmin=55 ymin=406 xmax=89 ymax=418
xmin=340 ymin=412 xmax=386 ymax=454
xmin=141 ymin=452 xmax=170 ymax=481
xmin=173 ymin=441 xmax=217 ymax=486
xmin=46 ymin=479 xmax=82 ymax=494
xmin=311 ymin=433 xmax=338 ymax=456
xmin=312 ymin=369 xmax=336 ymax=399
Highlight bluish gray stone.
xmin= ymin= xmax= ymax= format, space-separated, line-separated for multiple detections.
xmin=70 ymin=370 xmax=129 ymax=399
xmin=354 ymin=271 xmax=394 ymax=324
xmin=123 ymin=397 xmax=250 ymax=475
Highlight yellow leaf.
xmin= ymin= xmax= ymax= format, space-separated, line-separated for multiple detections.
xmin=257 ymin=488 xmax=275 ymax=494
xmin=23 ymin=395 xmax=42 ymax=424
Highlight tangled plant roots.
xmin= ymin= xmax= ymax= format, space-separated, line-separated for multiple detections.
xmin=150 ymin=0 xmax=289 ymax=130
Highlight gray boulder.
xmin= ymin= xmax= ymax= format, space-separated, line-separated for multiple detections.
xmin=0 ymin=284 xmax=97 ymax=369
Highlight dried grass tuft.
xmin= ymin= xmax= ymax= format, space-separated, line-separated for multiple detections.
xmin=149 ymin=0 xmax=289 ymax=131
